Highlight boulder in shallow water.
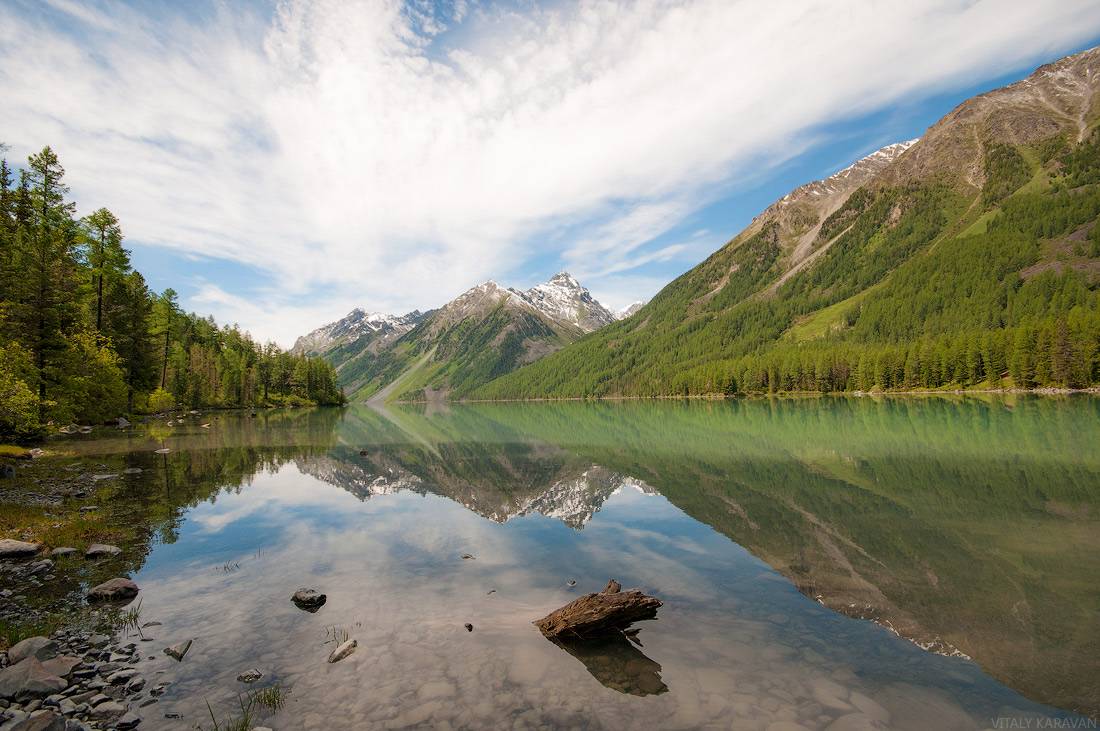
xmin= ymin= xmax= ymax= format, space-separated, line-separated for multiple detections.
xmin=0 ymin=657 xmax=67 ymax=701
xmin=0 ymin=539 xmax=41 ymax=559
xmin=87 ymin=577 xmax=139 ymax=602
xmin=291 ymin=588 xmax=326 ymax=612
xmin=164 ymin=640 xmax=193 ymax=662
xmin=7 ymin=637 xmax=58 ymax=664
xmin=534 ymin=580 xmax=661 ymax=640
xmin=327 ymin=639 xmax=357 ymax=663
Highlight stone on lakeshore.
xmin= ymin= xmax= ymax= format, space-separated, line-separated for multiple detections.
xmin=291 ymin=588 xmax=326 ymax=612
xmin=114 ymin=711 xmax=141 ymax=729
xmin=327 ymin=639 xmax=357 ymax=664
xmin=84 ymin=545 xmax=121 ymax=559
xmin=534 ymin=580 xmax=662 ymax=640
xmin=236 ymin=668 xmax=263 ymax=683
xmin=8 ymin=638 xmax=58 ymax=665
xmin=87 ymin=578 xmax=138 ymax=602
xmin=89 ymin=700 xmax=126 ymax=720
xmin=38 ymin=658 xmax=80 ymax=679
xmin=163 ymin=640 xmax=192 ymax=662
xmin=0 ymin=539 xmax=41 ymax=559
xmin=106 ymin=669 xmax=137 ymax=686
xmin=49 ymin=548 xmax=77 ymax=557
xmin=7 ymin=710 xmax=67 ymax=730
xmin=0 ymin=658 xmax=67 ymax=701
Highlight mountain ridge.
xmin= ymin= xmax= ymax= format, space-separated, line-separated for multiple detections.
xmin=475 ymin=45 xmax=1100 ymax=399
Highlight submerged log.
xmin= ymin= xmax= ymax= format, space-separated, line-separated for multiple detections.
xmin=534 ymin=579 xmax=661 ymax=640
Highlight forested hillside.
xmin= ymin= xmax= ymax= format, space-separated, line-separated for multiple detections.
xmin=0 ymin=145 xmax=343 ymax=440
xmin=475 ymin=48 xmax=1100 ymax=399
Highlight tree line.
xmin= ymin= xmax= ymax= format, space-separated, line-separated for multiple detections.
xmin=0 ymin=145 xmax=343 ymax=440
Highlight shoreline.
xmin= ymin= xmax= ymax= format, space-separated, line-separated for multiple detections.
xmin=395 ymin=385 xmax=1100 ymax=405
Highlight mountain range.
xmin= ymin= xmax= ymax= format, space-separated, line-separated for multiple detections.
xmin=294 ymin=272 xmax=632 ymax=400
xmin=300 ymin=45 xmax=1100 ymax=401
xmin=477 ymin=46 xmax=1100 ymax=399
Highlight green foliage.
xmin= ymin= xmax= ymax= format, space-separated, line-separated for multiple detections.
xmin=982 ymin=142 xmax=1032 ymax=206
xmin=0 ymin=344 xmax=40 ymax=440
xmin=0 ymin=144 xmax=344 ymax=439
xmin=148 ymin=387 xmax=175 ymax=413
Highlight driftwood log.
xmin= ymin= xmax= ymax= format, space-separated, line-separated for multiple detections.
xmin=534 ymin=579 xmax=661 ymax=639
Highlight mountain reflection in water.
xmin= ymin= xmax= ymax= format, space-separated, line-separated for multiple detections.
xmin=46 ymin=396 xmax=1099 ymax=727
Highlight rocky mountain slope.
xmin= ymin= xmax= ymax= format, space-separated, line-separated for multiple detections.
xmin=477 ymin=46 xmax=1100 ymax=399
xmin=303 ymin=273 xmax=618 ymax=401
xmin=291 ymin=309 xmax=427 ymax=357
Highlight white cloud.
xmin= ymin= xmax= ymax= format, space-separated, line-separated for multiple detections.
xmin=2 ymin=0 xmax=1099 ymax=345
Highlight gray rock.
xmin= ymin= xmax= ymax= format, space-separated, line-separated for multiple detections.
xmin=0 ymin=658 xmax=66 ymax=701
xmin=8 ymin=638 xmax=58 ymax=665
xmin=105 ymin=669 xmax=136 ymax=686
xmin=86 ymin=578 xmax=138 ymax=602
xmin=83 ymin=545 xmax=121 ymax=559
xmin=326 ymin=639 xmax=357 ymax=664
xmin=114 ymin=711 xmax=140 ymax=729
xmin=162 ymin=641 xmax=191 ymax=662
xmin=124 ymin=677 xmax=144 ymax=693
xmin=291 ymin=588 xmax=326 ymax=612
xmin=0 ymin=540 xmax=41 ymax=559
xmin=88 ymin=700 xmax=125 ymax=720
xmin=38 ymin=658 xmax=80 ymax=679
xmin=48 ymin=548 xmax=76 ymax=557
xmin=235 ymin=669 xmax=263 ymax=683
xmin=7 ymin=710 xmax=67 ymax=730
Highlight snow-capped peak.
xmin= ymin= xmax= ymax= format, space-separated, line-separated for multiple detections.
xmin=291 ymin=308 xmax=425 ymax=355
xmin=614 ymin=301 xmax=645 ymax=320
xmin=512 ymin=271 xmax=615 ymax=332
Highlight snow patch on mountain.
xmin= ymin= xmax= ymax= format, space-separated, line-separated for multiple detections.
xmin=614 ymin=301 xmax=645 ymax=320
xmin=292 ymin=308 xmax=426 ymax=355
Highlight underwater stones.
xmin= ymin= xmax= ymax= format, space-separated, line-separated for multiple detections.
xmin=87 ymin=578 xmax=139 ymax=602
xmin=291 ymin=588 xmax=326 ymax=612
xmin=163 ymin=640 xmax=192 ymax=662
xmin=236 ymin=668 xmax=263 ymax=683
xmin=0 ymin=539 xmax=41 ymax=559
xmin=327 ymin=639 xmax=357 ymax=664
xmin=83 ymin=544 xmax=121 ymax=559
xmin=534 ymin=580 xmax=662 ymax=640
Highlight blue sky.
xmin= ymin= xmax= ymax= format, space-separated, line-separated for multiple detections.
xmin=3 ymin=0 xmax=1100 ymax=345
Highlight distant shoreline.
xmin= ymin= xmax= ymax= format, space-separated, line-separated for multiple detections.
xmin=393 ymin=386 xmax=1100 ymax=405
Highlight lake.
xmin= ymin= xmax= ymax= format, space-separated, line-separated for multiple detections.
xmin=10 ymin=397 xmax=1100 ymax=729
